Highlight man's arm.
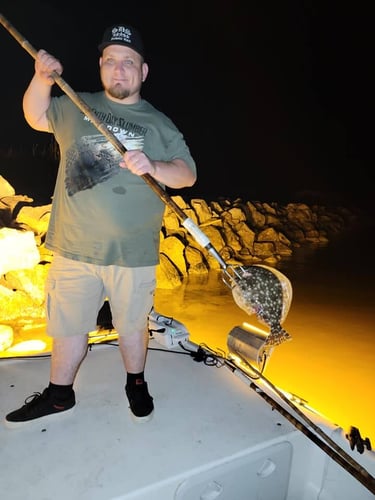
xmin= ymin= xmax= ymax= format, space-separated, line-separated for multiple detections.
xmin=22 ymin=49 xmax=63 ymax=132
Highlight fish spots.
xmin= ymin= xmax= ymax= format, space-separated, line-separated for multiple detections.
xmin=231 ymin=265 xmax=293 ymax=346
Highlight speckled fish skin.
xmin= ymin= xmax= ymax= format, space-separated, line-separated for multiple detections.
xmin=231 ymin=265 xmax=292 ymax=346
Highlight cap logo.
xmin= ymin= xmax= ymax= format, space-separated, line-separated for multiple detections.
xmin=111 ymin=26 xmax=132 ymax=44
xmin=98 ymin=23 xmax=144 ymax=57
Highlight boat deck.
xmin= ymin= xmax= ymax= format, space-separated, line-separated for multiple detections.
xmin=1 ymin=338 xmax=374 ymax=500
xmin=1 ymin=339 xmax=300 ymax=499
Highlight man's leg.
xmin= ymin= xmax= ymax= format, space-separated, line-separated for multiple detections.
xmin=106 ymin=265 xmax=156 ymax=422
xmin=5 ymin=256 xmax=105 ymax=427
xmin=50 ymin=334 xmax=89 ymax=384
xmin=117 ymin=328 xmax=149 ymax=374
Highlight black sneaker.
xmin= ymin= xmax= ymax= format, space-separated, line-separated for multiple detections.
xmin=125 ymin=382 xmax=154 ymax=423
xmin=5 ymin=388 xmax=75 ymax=428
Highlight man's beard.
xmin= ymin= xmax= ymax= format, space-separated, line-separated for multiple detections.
xmin=107 ymin=84 xmax=131 ymax=100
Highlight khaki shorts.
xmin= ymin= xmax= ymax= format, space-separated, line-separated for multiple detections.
xmin=45 ymin=255 xmax=156 ymax=338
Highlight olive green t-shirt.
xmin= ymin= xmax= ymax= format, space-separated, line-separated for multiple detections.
xmin=45 ymin=92 xmax=196 ymax=266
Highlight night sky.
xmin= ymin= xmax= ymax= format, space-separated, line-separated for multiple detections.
xmin=0 ymin=1 xmax=372 ymax=207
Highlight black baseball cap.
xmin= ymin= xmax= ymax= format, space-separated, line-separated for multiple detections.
xmin=98 ymin=24 xmax=145 ymax=58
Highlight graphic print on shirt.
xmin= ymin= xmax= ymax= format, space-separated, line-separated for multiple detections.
xmin=65 ymin=122 xmax=145 ymax=196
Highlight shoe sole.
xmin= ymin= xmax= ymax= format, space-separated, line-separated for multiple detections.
xmin=129 ymin=408 xmax=154 ymax=423
xmin=4 ymin=406 xmax=75 ymax=429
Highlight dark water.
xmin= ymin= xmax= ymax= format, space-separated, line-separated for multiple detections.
xmin=278 ymin=219 xmax=375 ymax=291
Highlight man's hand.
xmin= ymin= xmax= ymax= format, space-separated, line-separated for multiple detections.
xmin=120 ymin=150 xmax=156 ymax=177
xmin=35 ymin=49 xmax=63 ymax=86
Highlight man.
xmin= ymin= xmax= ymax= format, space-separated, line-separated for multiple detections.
xmin=5 ymin=23 xmax=196 ymax=426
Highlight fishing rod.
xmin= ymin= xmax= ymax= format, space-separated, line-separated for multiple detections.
xmin=2 ymin=11 xmax=374 ymax=493
xmin=224 ymin=356 xmax=375 ymax=495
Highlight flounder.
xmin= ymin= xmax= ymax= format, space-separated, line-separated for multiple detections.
xmin=231 ymin=264 xmax=293 ymax=346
